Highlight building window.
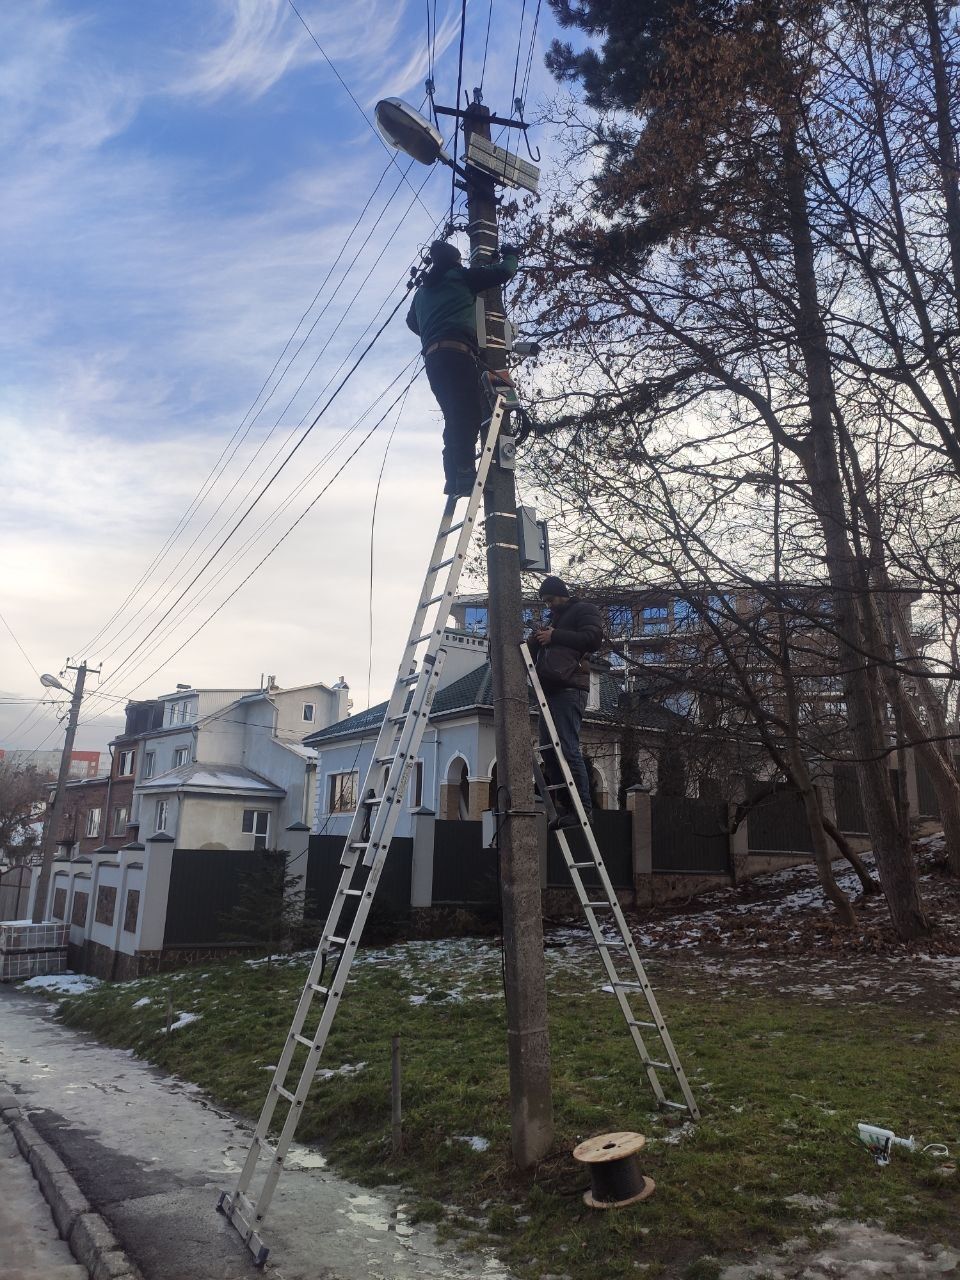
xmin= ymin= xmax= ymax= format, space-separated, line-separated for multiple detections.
xmin=409 ymin=760 xmax=424 ymax=809
xmin=607 ymin=605 xmax=634 ymax=637
xmin=84 ymin=808 xmax=101 ymax=838
xmin=111 ymin=805 xmax=128 ymax=837
xmin=117 ymin=749 xmax=135 ymax=776
xmin=463 ymin=605 xmax=488 ymax=634
xmin=302 ymin=702 xmax=316 ymax=723
xmin=143 ymin=751 xmax=155 ymax=780
xmin=173 ymin=746 xmax=189 ymax=768
xmin=641 ymin=605 xmax=669 ymax=634
xmin=329 ymin=771 xmax=359 ymax=813
xmin=242 ymin=809 xmax=270 ymax=849
xmin=156 ymin=799 xmax=168 ymax=832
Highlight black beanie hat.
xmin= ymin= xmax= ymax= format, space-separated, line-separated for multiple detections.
xmin=429 ymin=240 xmax=461 ymax=269
xmin=538 ymin=576 xmax=570 ymax=598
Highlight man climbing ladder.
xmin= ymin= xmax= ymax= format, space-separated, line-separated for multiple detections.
xmin=406 ymin=239 xmax=519 ymax=496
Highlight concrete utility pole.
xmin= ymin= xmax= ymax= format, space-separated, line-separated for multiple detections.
xmin=463 ymin=98 xmax=554 ymax=1167
xmin=32 ymin=661 xmax=90 ymax=923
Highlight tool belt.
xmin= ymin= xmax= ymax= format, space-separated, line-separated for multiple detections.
xmin=424 ymin=340 xmax=476 ymax=356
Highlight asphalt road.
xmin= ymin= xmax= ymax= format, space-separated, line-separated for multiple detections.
xmin=0 ymin=984 xmax=512 ymax=1280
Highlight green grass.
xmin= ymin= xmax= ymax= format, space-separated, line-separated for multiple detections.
xmin=48 ymin=945 xmax=960 ymax=1279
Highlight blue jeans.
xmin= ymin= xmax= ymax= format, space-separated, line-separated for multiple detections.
xmin=539 ymin=687 xmax=591 ymax=814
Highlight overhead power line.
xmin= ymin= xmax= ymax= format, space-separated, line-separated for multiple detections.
xmin=74 ymin=152 xmax=421 ymax=660
xmin=86 ymin=361 xmax=420 ymax=707
xmin=80 ymin=370 xmax=422 ymax=720
xmin=285 ymin=0 xmax=435 ymax=223
xmin=0 ymin=610 xmax=41 ymax=680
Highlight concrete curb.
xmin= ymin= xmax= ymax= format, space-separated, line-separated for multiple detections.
xmin=0 ymin=1086 xmax=143 ymax=1280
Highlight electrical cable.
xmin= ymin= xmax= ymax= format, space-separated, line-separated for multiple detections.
xmin=449 ymin=0 xmax=468 ymax=232
xmin=83 ymin=129 xmax=452 ymax=681
xmin=285 ymin=0 xmax=435 ymax=223
xmin=518 ymin=0 xmax=542 ymax=110
xmin=366 ymin=381 xmax=412 ymax=709
xmin=75 ymin=153 xmax=420 ymax=659
xmin=0 ymin=610 xmax=41 ymax=680
xmin=91 ymin=371 xmax=423 ymax=709
xmin=479 ymin=0 xmax=494 ymax=93
xmin=86 ymin=264 xmax=418 ymax=695
xmin=84 ymin=363 xmax=420 ymax=708
xmin=509 ymin=0 xmax=529 ymax=115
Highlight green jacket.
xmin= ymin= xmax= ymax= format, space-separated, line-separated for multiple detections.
xmin=406 ymin=253 xmax=519 ymax=353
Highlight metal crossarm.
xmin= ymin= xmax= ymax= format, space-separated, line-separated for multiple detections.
xmin=520 ymin=643 xmax=700 ymax=1122
xmin=219 ymin=395 xmax=510 ymax=1264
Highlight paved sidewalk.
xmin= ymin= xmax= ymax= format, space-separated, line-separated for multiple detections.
xmin=0 ymin=1124 xmax=88 ymax=1280
xmin=0 ymin=984 xmax=512 ymax=1280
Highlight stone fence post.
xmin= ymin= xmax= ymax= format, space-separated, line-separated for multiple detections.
xmin=625 ymin=785 xmax=653 ymax=906
xmin=410 ymin=807 xmax=435 ymax=909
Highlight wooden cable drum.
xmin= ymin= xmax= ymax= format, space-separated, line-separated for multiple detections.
xmin=572 ymin=1131 xmax=655 ymax=1209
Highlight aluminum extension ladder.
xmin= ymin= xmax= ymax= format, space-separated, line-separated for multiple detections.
xmin=520 ymin=642 xmax=700 ymax=1121
xmin=218 ymin=393 xmax=510 ymax=1265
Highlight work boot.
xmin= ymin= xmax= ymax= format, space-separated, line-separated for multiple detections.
xmin=549 ymin=809 xmax=589 ymax=831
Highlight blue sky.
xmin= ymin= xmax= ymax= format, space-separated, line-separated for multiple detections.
xmin=0 ymin=0 xmax=564 ymax=753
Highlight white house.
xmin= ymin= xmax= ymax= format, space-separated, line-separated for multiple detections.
xmin=132 ymin=679 xmax=349 ymax=850
xmin=304 ymin=629 xmax=675 ymax=839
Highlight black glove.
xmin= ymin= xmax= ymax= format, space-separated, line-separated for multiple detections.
xmin=499 ymin=243 xmax=520 ymax=258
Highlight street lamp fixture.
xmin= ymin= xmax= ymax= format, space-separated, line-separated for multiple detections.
xmin=375 ymin=98 xmax=451 ymax=167
xmin=40 ymin=673 xmax=67 ymax=691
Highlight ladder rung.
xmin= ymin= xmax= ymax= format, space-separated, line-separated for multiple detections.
xmin=662 ymin=1101 xmax=689 ymax=1111
xmin=275 ymin=1084 xmax=297 ymax=1104
xmin=612 ymin=980 xmax=646 ymax=990
xmin=584 ymin=900 xmax=613 ymax=909
xmin=420 ymin=594 xmax=444 ymax=608
xmin=348 ymin=841 xmax=369 ymax=849
xmin=293 ymin=1034 xmax=315 ymax=1050
xmin=442 ymin=520 xmax=465 ymax=534
xmin=544 ymin=783 xmax=569 ymax=792
xmin=569 ymin=860 xmax=599 ymax=869
xmin=309 ymin=982 xmax=329 ymax=995
xmin=598 ymin=939 xmax=628 ymax=949
xmin=398 ymin=673 xmax=419 ymax=685
xmin=323 ymin=934 xmax=348 ymax=947
xmin=627 ymin=1020 xmax=658 ymax=1030
xmin=646 ymin=1061 xmax=670 ymax=1072
xmin=375 ymin=754 xmax=396 ymax=765
xmin=429 ymin=557 xmax=455 ymax=572
xmin=388 ymin=714 xmax=408 ymax=724
xmin=413 ymin=631 xmax=435 ymax=645
xmin=255 ymin=1135 xmax=278 ymax=1158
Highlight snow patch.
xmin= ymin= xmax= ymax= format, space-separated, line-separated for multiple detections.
xmin=132 ymin=997 xmax=151 ymax=1008
xmin=20 ymin=973 xmax=101 ymax=995
xmin=163 ymin=1012 xmax=201 ymax=1033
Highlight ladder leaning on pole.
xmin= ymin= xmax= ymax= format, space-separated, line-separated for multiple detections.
xmin=218 ymin=394 xmax=510 ymax=1266
xmin=520 ymin=642 xmax=700 ymax=1122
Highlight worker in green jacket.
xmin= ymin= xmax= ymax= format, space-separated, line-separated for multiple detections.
xmin=406 ymin=239 xmax=519 ymax=497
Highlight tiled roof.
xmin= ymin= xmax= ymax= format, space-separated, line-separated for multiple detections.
xmin=304 ymin=661 xmax=680 ymax=744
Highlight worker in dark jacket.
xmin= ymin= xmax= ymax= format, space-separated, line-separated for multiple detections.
xmin=527 ymin=576 xmax=604 ymax=828
xmin=406 ymin=239 xmax=519 ymax=497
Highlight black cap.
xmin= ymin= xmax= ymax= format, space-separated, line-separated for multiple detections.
xmin=429 ymin=240 xmax=461 ymax=268
xmin=538 ymin=575 xmax=569 ymax=598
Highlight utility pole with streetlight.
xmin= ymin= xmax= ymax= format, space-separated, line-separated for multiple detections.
xmin=32 ymin=661 xmax=98 ymax=923
xmin=375 ymin=93 xmax=553 ymax=1167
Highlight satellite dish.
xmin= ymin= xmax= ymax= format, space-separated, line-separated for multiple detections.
xmin=375 ymin=98 xmax=447 ymax=166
